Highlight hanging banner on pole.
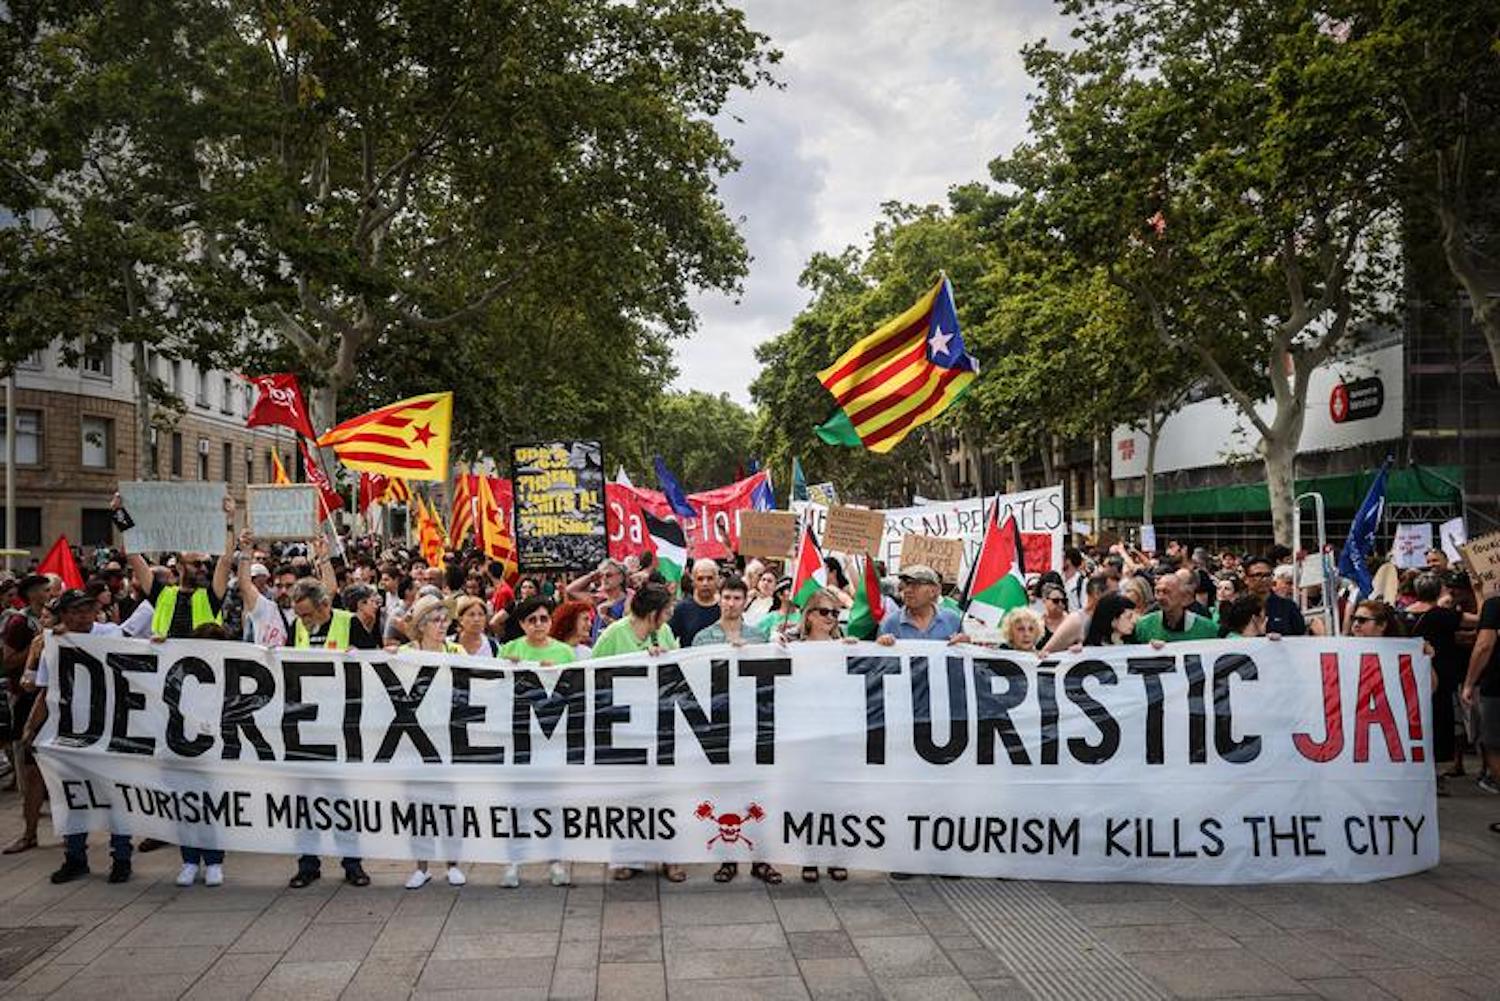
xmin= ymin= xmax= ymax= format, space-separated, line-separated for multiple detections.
xmin=37 ymin=635 xmax=1436 ymax=884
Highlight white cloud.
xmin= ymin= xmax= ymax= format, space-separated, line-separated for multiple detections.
xmin=675 ymin=0 xmax=1070 ymax=404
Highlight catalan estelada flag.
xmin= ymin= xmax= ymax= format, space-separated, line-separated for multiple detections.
xmin=316 ymin=391 xmax=452 ymax=481
xmin=450 ymin=468 xmax=476 ymax=547
xmin=270 ymin=449 xmax=292 ymax=485
xmin=815 ymin=276 xmax=977 ymax=453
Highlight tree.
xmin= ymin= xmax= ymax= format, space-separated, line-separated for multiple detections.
xmin=612 ymin=390 xmax=757 ymax=492
xmin=997 ymin=0 xmax=1401 ymax=544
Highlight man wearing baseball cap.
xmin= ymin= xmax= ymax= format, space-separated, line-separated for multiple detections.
xmin=875 ymin=565 xmax=969 ymax=646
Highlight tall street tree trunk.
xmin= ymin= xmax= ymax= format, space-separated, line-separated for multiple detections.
xmin=924 ymin=429 xmax=957 ymax=501
xmin=124 ymin=266 xmax=154 ymax=480
xmin=1040 ymin=436 xmax=1056 ymax=487
xmin=1009 ymin=455 xmax=1023 ymax=494
xmin=1260 ymin=397 xmax=1306 ymax=547
xmin=1141 ymin=408 xmax=1164 ymax=527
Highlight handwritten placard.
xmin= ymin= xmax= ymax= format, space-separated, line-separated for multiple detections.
xmin=899 ymin=534 xmax=963 ymax=583
xmin=737 ymin=511 xmax=797 ymax=559
xmin=1461 ymin=530 xmax=1500 ymax=599
xmin=823 ymin=505 xmax=887 ymax=556
xmin=118 ymin=481 xmax=226 ymax=554
xmin=247 ymin=485 xmax=319 ymax=540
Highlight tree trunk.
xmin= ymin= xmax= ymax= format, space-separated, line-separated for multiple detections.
xmin=924 ymin=429 xmax=957 ymax=500
xmin=1092 ymin=434 xmax=1109 ymax=534
xmin=1040 ymin=435 xmax=1056 ymax=486
xmin=124 ymin=267 xmax=154 ymax=480
xmin=1438 ymin=205 xmax=1500 ymax=386
xmin=1261 ymin=432 xmax=1298 ymax=548
xmin=1141 ymin=410 xmax=1162 ymax=527
xmin=1009 ymin=455 xmax=1023 ymax=493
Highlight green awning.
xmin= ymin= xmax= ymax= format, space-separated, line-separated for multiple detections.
xmin=1099 ymin=465 xmax=1463 ymax=520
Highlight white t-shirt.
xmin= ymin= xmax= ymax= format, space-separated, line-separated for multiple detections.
xmin=245 ymin=594 xmax=290 ymax=648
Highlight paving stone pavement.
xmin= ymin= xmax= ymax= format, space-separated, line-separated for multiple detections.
xmin=1 ymin=786 xmax=1497 ymax=1001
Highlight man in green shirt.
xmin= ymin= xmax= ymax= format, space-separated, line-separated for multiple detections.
xmin=1133 ymin=570 xmax=1219 ymax=643
xmin=692 ymin=576 xmax=768 ymax=647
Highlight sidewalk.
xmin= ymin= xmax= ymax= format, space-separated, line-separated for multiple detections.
xmin=1 ymin=786 xmax=1496 ymax=1001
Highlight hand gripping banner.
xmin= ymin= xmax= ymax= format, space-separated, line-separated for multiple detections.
xmin=35 ymin=636 xmax=1438 ymax=883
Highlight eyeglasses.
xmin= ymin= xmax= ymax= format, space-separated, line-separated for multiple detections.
xmin=1246 ymin=571 xmax=1271 ymax=579
xmin=807 ymin=607 xmax=839 ymax=618
xmin=1351 ymin=615 xmax=1382 ymax=625
xmin=1046 ymin=596 xmax=1067 ymax=606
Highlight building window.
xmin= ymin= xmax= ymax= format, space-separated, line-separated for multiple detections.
xmin=1 ymin=409 xmax=42 ymax=466
xmin=246 ymin=450 xmax=255 ymax=485
xmin=0 ymin=507 xmax=43 ymax=547
xmin=81 ymin=343 xmax=113 ymax=380
xmin=80 ymin=415 xmax=114 ymax=468
xmin=18 ymin=349 xmax=44 ymax=371
xmin=171 ymin=432 xmax=184 ymax=477
xmin=222 ymin=442 xmax=234 ymax=483
xmin=196 ymin=366 xmax=210 ymax=408
xmin=81 ymin=508 xmax=114 ymax=546
xmin=198 ymin=438 xmax=210 ymax=480
xmin=221 ymin=376 xmax=234 ymax=414
xmin=170 ymin=359 xmax=182 ymax=394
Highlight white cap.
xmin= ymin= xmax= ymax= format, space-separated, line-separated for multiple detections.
xmin=250 ymin=563 xmax=271 ymax=579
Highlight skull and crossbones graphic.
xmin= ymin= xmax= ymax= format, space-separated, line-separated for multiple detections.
xmin=694 ymin=801 xmax=765 ymax=850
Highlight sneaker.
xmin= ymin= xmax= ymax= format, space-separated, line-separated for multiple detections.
xmin=549 ymin=861 xmax=572 ymax=887
xmin=175 ymin=863 xmax=200 ymax=887
xmin=1478 ymin=775 xmax=1500 ymax=795
xmin=446 ymin=865 xmax=466 ymax=887
xmin=405 ymin=869 xmax=432 ymax=890
xmin=50 ymin=859 xmax=90 ymax=885
xmin=107 ymin=859 xmax=132 ymax=884
xmin=500 ymin=863 xmax=521 ymax=888
xmin=203 ymin=864 xmax=224 ymax=887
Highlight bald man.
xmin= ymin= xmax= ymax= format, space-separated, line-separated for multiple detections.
xmin=668 ymin=558 xmax=722 ymax=646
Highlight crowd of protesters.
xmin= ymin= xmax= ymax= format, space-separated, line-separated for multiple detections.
xmin=3 ymin=494 xmax=1497 ymax=889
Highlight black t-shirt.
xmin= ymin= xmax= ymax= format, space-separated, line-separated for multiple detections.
xmin=669 ymin=598 xmax=721 ymax=647
xmin=1264 ymin=593 xmax=1307 ymax=637
xmin=149 ymin=580 xmax=225 ymax=639
xmin=1397 ymin=605 xmax=1462 ymax=686
xmin=349 ymin=614 xmax=382 ymax=651
xmin=1478 ymin=597 xmax=1500 ymax=697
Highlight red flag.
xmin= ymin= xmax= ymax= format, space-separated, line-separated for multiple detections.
xmin=299 ymin=439 xmax=345 ymax=519
xmin=244 ymin=373 xmax=318 ymax=439
xmin=38 ymin=535 xmax=85 ymax=590
xmin=358 ymin=473 xmax=383 ymax=515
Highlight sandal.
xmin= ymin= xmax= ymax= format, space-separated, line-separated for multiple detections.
xmin=801 ymin=866 xmax=819 ymax=883
xmin=828 ymin=867 xmax=848 ymax=882
xmin=1489 ymin=823 xmax=1500 ymax=836
xmin=2 ymin=834 xmax=38 ymax=855
xmin=714 ymin=862 xmax=738 ymax=883
xmin=750 ymin=863 xmax=782 ymax=885
xmin=288 ymin=870 xmax=321 ymax=889
xmin=612 ymin=867 xmax=639 ymax=881
xmin=661 ymin=864 xmax=688 ymax=883
xmin=344 ymin=868 xmax=371 ymax=887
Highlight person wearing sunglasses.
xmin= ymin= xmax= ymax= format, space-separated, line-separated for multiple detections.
xmin=1347 ymin=600 xmax=1401 ymax=638
xmin=795 ymin=587 xmax=850 ymax=883
xmin=499 ymin=596 xmax=574 ymax=665
xmin=398 ymin=596 xmax=467 ymax=890
xmin=1039 ymin=586 xmax=1070 ymax=645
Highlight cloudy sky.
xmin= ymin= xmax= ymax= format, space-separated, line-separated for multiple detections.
xmin=675 ymin=0 xmax=1069 ymax=404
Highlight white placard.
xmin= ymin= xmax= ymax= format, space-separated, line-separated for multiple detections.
xmin=1392 ymin=523 xmax=1433 ymax=570
xmin=247 ymin=485 xmax=320 ymax=540
xmin=1439 ymin=517 xmax=1467 ymax=565
xmin=1140 ymin=524 xmax=1158 ymax=554
xmin=118 ymin=481 xmax=227 ymax=554
xmin=38 ymin=634 xmax=1437 ymax=884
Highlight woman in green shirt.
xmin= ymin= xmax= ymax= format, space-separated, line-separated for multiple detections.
xmin=595 ymin=583 xmax=686 ymax=883
xmin=499 ymin=597 xmax=575 ymax=665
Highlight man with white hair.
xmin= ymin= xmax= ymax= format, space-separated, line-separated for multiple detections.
xmin=669 ymin=558 xmax=722 ymax=646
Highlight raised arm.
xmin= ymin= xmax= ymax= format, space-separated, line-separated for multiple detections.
xmin=210 ymin=495 xmax=236 ymax=602
xmin=236 ymin=529 xmax=261 ymax=614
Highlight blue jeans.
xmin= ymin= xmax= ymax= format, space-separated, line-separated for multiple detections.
xmin=180 ymin=846 xmax=225 ymax=865
xmin=297 ymin=854 xmax=362 ymax=874
xmin=63 ymin=832 xmax=132 ymax=864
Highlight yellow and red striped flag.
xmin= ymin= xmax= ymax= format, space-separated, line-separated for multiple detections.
xmin=383 ymin=476 xmax=411 ymax=506
xmin=270 ymin=448 xmax=292 ymax=485
xmin=417 ymin=493 xmax=446 ymax=565
xmin=450 ymin=469 xmax=477 ymax=547
xmin=814 ymin=277 xmax=978 ymax=454
xmin=316 ymin=391 xmax=453 ymax=481
xmin=476 ymin=474 xmax=517 ymax=578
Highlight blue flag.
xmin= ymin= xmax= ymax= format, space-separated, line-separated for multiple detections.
xmin=750 ymin=469 xmax=774 ymax=511
xmin=653 ymin=455 xmax=698 ymax=519
xmin=791 ymin=457 xmax=808 ymax=503
xmin=1338 ymin=458 xmax=1392 ymax=597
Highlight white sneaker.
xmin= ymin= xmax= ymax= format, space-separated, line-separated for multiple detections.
xmin=549 ymin=861 xmax=572 ymax=886
xmin=405 ymin=869 xmax=432 ymax=889
xmin=203 ymin=864 xmax=224 ymax=887
xmin=446 ymin=865 xmax=466 ymax=886
xmin=175 ymin=863 xmax=199 ymax=887
xmin=500 ymin=863 xmax=521 ymax=888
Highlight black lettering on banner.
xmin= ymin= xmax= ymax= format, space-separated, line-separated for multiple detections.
xmin=1125 ymin=656 xmax=1175 ymax=764
xmin=56 ymin=646 xmax=107 ymax=748
xmin=1036 ymin=662 xmax=1059 ymax=765
xmin=106 ymin=652 xmax=157 ymax=756
xmin=971 ymin=655 xmax=1029 ymax=765
xmin=1183 ymin=653 xmax=1208 ymax=763
xmin=737 ymin=657 xmax=791 ymax=764
xmin=283 ymin=661 xmax=337 ymax=761
xmin=373 ymin=662 xmax=441 ymax=762
xmin=910 ymin=656 xmax=969 ymax=765
xmin=451 ymin=667 xmax=506 ymax=764
xmin=657 ymin=659 xmax=730 ymax=765
xmin=163 ymin=656 xmax=214 ymax=757
xmin=513 ymin=668 xmax=587 ymax=764
xmin=221 ymin=657 xmax=277 ymax=761
xmin=594 ymin=665 xmax=648 ymax=765
xmin=848 ymin=655 xmax=902 ymax=764
xmin=1212 ymin=653 xmax=1261 ymax=763
xmin=1063 ymin=660 xmax=1119 ymax=764
xmin=342 ymin=661 xmax=364 ymax=761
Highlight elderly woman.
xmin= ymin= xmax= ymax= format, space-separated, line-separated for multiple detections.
xmin=999 ymin=607 xmax=1045 ymax=653
xmin=453 ymin=595 xmax=499 ymax=656
xmin=796 ymin=587 xmax=849 ymax=883
xmin=399 ymin=596 xmax=467 ymax=890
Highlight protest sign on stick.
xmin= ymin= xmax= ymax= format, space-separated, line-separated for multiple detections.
xmin=117 ymin=482 xmax=227 ymax=554
xmin=737 ymin=511 xmax=797 ymax=559
xmin=511 ymin=441 xmax=607 ymax=572
xmin=823 ymin=505 xmax=887 ymax=555
xmin=899 ymin=534 xmax=963 ymax=583
xmin=247 ymin=485 xmax=320 ymax=540
xmin=1461 ymin=530 xmax=1500 ymax=598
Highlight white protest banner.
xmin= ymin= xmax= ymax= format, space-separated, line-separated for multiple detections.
xmin=1439 ymin=517 xmax=1467 ymax=566
xmin=118 ymin=481 xmax=227 ymax=554
xmin=1392 ymin=523 xmax=1433 ymax=570
xmin=247 ymin=485 xmax=320 ymax=540
xmin=38 ymin=635 xmax=1436 ymax=884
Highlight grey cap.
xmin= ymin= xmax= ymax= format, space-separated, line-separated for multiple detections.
xmin=898 ymin=564 xmax=942 ymax=585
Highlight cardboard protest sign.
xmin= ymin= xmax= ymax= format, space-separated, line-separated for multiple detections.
xmin=247 ymin=485 xmax=319 ymax=540
xmin=1461 ymin=530 xmax=1500 ymax=598
xmin=512 ymin=441 xmax=607 ymax=572
xmin=823 ymin=505 xmax=887 ymax=555
xmin=117 ymin=481 xmax=227 ymax=554
xmin=737 ymin=511 xmax=797 ymax=559
xmin=899 ymin=534 xmax=963 ymax=583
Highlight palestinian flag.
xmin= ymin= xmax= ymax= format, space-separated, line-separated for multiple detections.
xmin=846 ymin=553 xmax=885 ymax=640
xmin=644 ymin=512 xmax=687 ymax=583
xmin=963 ymin=511 xmax=1028 ymax=633
xmin=791 ymin=523 xmax=827 ymax=607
